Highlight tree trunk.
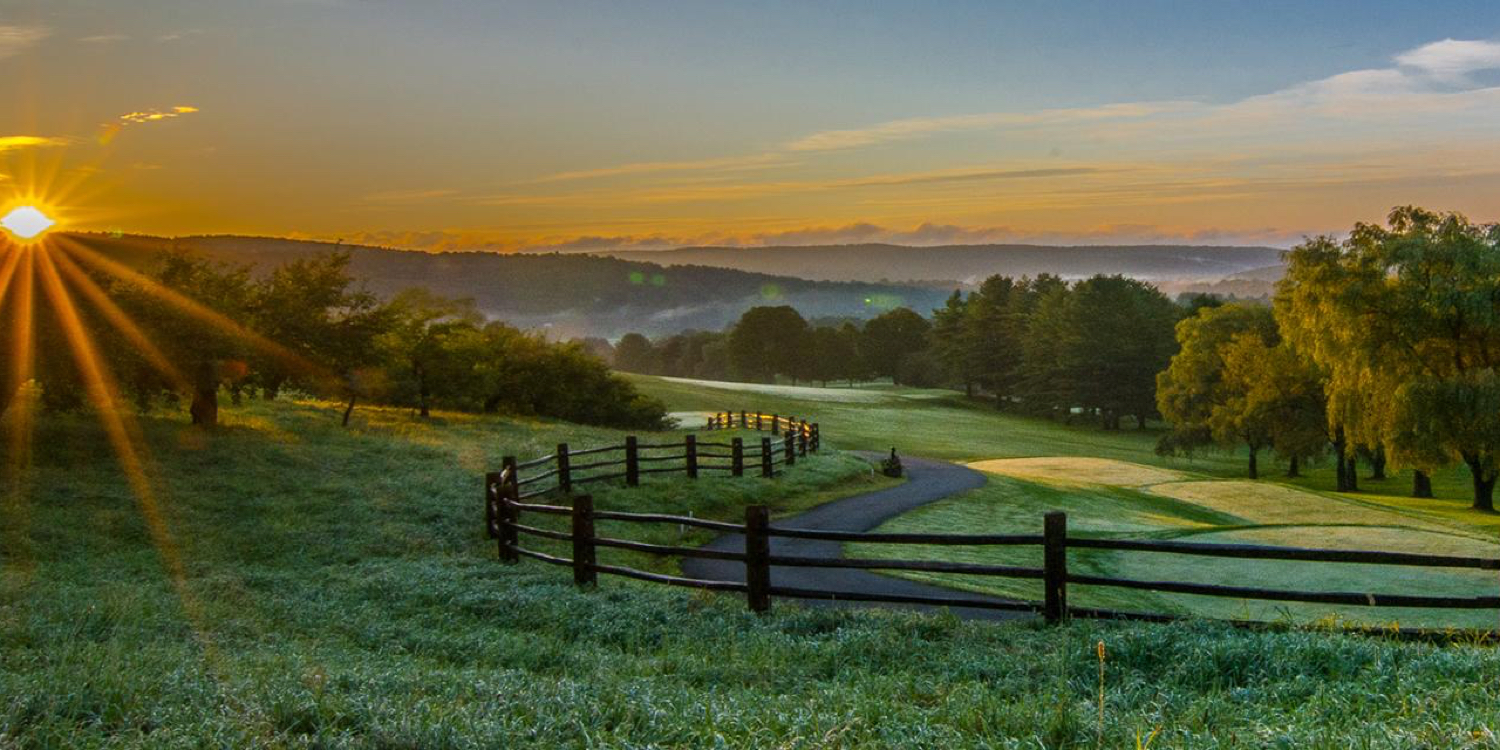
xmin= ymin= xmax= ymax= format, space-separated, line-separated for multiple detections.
xmin=1247 ymin=447 xmax=1258 ymax=480
xmin=1369 ymin=447 xmax=1387 ymax=480
xmin=1136 ymin=414 xmax=1148 ymax=430
xmin=263 ymin=376 xmax=285 ymax=401
xmin=1335 ymin=454 xmax=1346 ymax=491
xmin=229 ymin=383 xmax=243 ymax=406
xmin=965 ymin=381 xmax=974 ymax=398
xmin=1333 ymin=430 xmax=1350 ymax=491
xmin=1345 ymin=457 xmax=1359 ymax=492
xmin=342 ymin=394 xmax=357 ymax=427
xmin=1463 ymin=455 xmax=1497 ymax=511
xmin=1412 ymin=470 xmax=1434 ymax=499
xmin=189 ymin=361 xmax=218 ymax=428
xmin=417 ymin=371 xmax=431 ymax=418
xmin=1472 ymin=473 xmax=1496 ymax=512
xmin=1286 ymin=455 xmax=1300 ymax=478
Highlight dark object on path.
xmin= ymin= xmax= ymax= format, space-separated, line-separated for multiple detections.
xmin=881 ymin=448 xmax=904 ymax=478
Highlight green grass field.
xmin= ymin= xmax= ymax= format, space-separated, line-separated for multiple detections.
xmin=632 ymin=375 xmax=1500 ymax=629
xmin=11 ymin=380 xmax=1500 ymax=746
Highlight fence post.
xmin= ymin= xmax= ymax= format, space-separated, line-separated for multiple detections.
xmin=756 ymin=412 xmax=763 ymax=431
xmin=798 ymin=428 xmax=808 ymax=457
xmin=625 ymin=436 xmax=640 ymax=487
xmin=572 ymin=494 xmax=597 ymax=587
xmin=810 ymin=423 xmax=820 ymax=453
xmin=745 ymin=504 xmax=771 ymax=613
xmin=784 ymin=432 xmax=796 ymax=467
xmin=1043 ymin=511 xmax=1068 ymax=625
xmin=740 ymin=410 xmax=748 ymax=428
xmin=556 ymin=443 xmax=571 ymax=494
xmin=732 ymin=437 xmax=745 ymax=477
xmin=772 ymin=414 xmax=780 ymax=435
xmin=497 ymin=470 xmax=519 ymax=564
xmin=761 ymin=437 xmax=773 ymax=477
xmin=685 ymin=434 xmax=698 ymax=479
xmin=485 ymin=471 xmax=502 ymax=540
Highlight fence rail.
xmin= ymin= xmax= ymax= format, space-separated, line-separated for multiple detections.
xmin=484 ymin=474 xmax=1500 ymax=632
xmin=496 ymin=410 xmax=822 ymax=503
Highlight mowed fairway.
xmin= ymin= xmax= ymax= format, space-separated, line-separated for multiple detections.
xmin=631 ymin=375 xmax=1247 ymax=473
xmin=854 ymin=458 xmax=1500 ymax=629
xmin=634 ymin=376 xmax=1500 ymax=630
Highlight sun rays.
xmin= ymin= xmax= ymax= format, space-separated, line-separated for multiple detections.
xmin=0 ymin=175 xmax=330 ymax=714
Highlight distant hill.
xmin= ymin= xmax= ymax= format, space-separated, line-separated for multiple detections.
xmin=1223 ymin=263 xmax=1287 ymax=282
xmin=602 ymin=243 xmax=1285 ymax=284
xmin=63 ymin=233 xmax=950 ymax=339
xmin=1156 ymin=262 xmax=1287 ymax=301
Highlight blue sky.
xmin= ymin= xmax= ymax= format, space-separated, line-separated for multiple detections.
xmin=1 ymin=0 xmax=1498 ymax=248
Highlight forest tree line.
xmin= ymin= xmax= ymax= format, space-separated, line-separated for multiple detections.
xmin=608 ymin=273 xmax=1184 ymax=430
xmin=0 ymin=249 xmax=668 ymax=430
xmin=609 ymin=207 xmax=1500 ymax=509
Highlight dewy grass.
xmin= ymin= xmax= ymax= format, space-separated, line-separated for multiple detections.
xmin=9 ymin=389 xmax=1500 ymax=746
xmin=851 ymin=473 xmax=1500 ymax=629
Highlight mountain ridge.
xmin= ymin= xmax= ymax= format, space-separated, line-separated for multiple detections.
xmin=601 ymin=243 xmax=1285 ymax=284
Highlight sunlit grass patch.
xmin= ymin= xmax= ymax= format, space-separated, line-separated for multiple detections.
xmin=970 ymin=456 xmax=1189 ymax=488
xmin=1148 ymin=480 xmax=1466 ymax=534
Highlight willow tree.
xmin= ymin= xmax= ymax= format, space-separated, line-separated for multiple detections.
xmin=1156 ymin=303 xmax=1281 ymax=477
xmin=1220 ymin=335 xmax=1329 ymax=478
xmin=1278 ymin=207 xmax=1500 ymax=510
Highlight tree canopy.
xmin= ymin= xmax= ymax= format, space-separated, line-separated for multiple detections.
xmin=1278 ymin=206 xmax=1500 ymax=509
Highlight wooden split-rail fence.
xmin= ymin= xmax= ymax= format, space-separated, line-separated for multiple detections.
xmin=485 ymin=471 xmax=1500 ymax=633
xmin=497 ymin=411 xmax=820 ymax=501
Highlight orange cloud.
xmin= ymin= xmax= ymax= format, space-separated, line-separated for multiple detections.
xmin=0 ymin=136 xmax=68 ymax=152
xmin=99 ymin=106 xmax=200 ymax=145
xmin=119 ymin=106 xmax=200 ymax=125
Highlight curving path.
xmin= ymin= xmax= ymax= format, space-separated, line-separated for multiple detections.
xmin=681 ymin=452 xmax=1036 ymax=621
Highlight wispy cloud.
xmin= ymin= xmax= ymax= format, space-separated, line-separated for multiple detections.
xmin=78 ymin=34 xmax=128 ymax=44
xmin=0 ymin=24 xmax=48 ymax=60
xmin=0 ymin=135 xmax=68 ymax=152
xmin=784 ymin=102 xmax=1191 ymax=152
xmin=118 ymin=105 xmax=200 ymax=125
xmin=535 ymin=153 xmax=791 ymax=183
xmin=1394 ymin=38 xmax=1500 ymax=83
xmin=156 ymin=29 xmax=203 ymax=43
xmin=99 ymin=106 xmax=201 ymax=145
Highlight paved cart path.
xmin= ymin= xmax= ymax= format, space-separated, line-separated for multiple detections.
xmin=681 ymin=452 xmax=1037 ymax=621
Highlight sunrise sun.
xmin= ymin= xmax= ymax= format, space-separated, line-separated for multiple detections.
xmin=0 ymin=205 xmax=56 ymax=241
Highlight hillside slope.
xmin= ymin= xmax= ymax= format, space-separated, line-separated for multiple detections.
xmin=64 ymin=233 xmax=949 ymax=338
xmin=10 ymin=397 xmax=1500 ymax=747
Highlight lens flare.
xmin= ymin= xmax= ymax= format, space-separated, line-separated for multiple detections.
xmin=1 ymin=206 xmax=55 ymax=241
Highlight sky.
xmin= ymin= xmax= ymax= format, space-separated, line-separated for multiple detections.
xmin=1 ymin=0 xmax=1499 ymax=251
